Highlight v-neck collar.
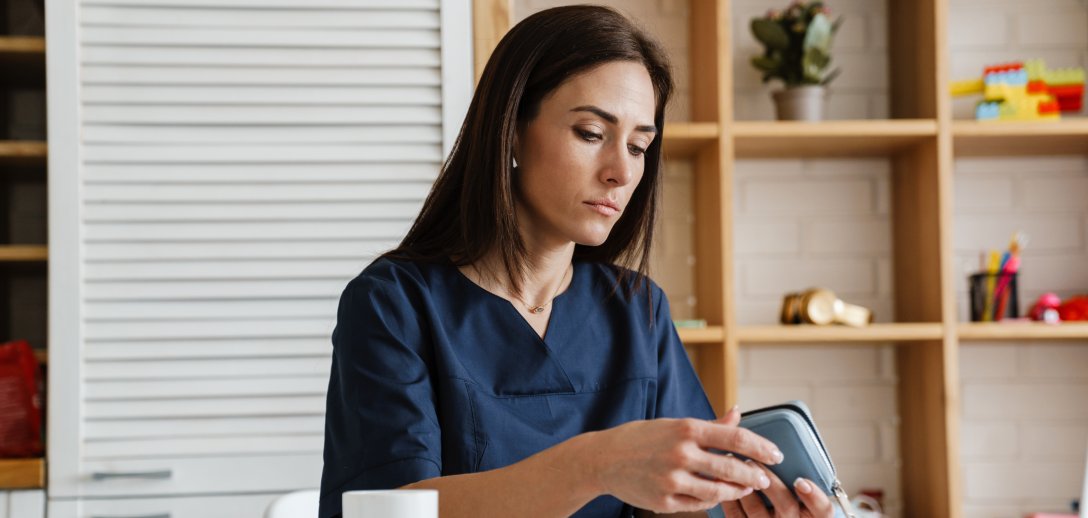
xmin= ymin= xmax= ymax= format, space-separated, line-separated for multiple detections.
xmin=448 ymin=260 xmax=577 ymax=345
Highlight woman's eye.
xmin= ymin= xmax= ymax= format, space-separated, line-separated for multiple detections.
xmin=577 ymin=129 xmax=603 ymax=142
xmin=627 ymin=144 xmax=646 ymax=156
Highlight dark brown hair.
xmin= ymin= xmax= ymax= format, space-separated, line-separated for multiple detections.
xmin=386 ymin=5 xmax=673 ymax=298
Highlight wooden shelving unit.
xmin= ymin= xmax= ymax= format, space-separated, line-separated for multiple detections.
xmin=475 ymin=1 xmax=1087 ymax=516
xmin=0 ymin=458 xmax=45 ymax=489
xmin=662 ymin=121 xmax=719 ymax=158
xmin=677 ymin=326 xmax=725 ymax=344
xmin=732 ymin=119 xmax=938 ymax=158
xmin=1 ymin=25 xmax=50 ymax=498
xmin=958 ymin=322 xmax=1088 ymax=341
xmin=952 ymin=119 xmax=1088 ymax=156
xmin=738 ymin=323 xmax=944 ymax=344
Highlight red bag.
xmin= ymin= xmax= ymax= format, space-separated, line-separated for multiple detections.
xmin=0 ymin=340 xmax=44 ymax=457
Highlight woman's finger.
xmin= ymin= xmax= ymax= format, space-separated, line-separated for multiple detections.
xmin=748 ymin=460 xmax=800 ymax=517
xmin=695 ymin=421 xmax=784 ymax=466
xmin=688 ymin=450 xmax=769 ymax=490
xmin=738 ymin=490 xmax=773 ymax=518
xmin=721 ymin=500 xmax=746 ymax=518
xmin=793 ymin=478 xmax=835 ymax=518
xmin=675 ymin=471 xmax=754 ymax=503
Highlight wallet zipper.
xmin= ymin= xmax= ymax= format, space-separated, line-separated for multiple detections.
xmin=832 ymin=479 xmax=856 ymax=518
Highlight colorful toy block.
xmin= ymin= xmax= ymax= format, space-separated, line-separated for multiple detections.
xmin=951 ymin=60 xmax=1085 ymax=121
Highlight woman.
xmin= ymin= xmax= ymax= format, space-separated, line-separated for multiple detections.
xmin=320 ymin=6 xmax=835 ymax=518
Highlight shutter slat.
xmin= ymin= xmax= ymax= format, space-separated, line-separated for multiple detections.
xmin=83 ymin=85 xmax=441 ymax=106
xmin=84 ymin=338 xmax=331 ymax=361
xmin=84 ymin=124 xmax=442 ymax=144
xmin=82 ymin=46 xmax=440 ymax=67
xmin=83 ymin=221 xmax=412 ymax=241
xmin=85 ymin=259 xmax=369 ymax=281
xmin=83 ymin=435 xmax=323 ymax=460
xmin=86 ymin=376 xmax=327 ymax=400
xmin=81 ymin=106 xmax=441 ymax=125
xmin=82 ymin=145 xmax=441 ymax=163
xmin=84 ymin=415 xmax=324 ymax=440
xmin=85 ymin=396 xmax=326 ymax=419
xmin=83 ymin=163 xmax=439 ymax=181
xmin=83 ymin=182 xmax=431 ymax=201
xmin=84 ymin=358 xmax=330 ymax=380
xmin=83 ymin=6 xmax=440 ymax=29
xmin=86 ymin=318 xmax=334 ymax=341
xmin=84 ymin=240 xmax=395 ymax=261
xmin=82 ymin=27 xmax=439 ymax=48
xmin=83 ymin=279 xmax=348 ymax=301
xmin=82 ymin=66 xmax=440 ymax=86
xmin=82 ymin=203 xmax=420 ymax=223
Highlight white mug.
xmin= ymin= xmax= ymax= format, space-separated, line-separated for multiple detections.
xmin=342 ymin=489 xmax=438 ymax=518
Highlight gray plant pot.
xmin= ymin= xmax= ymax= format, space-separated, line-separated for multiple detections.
xmin=772 ymin=85 xmax=827 ymax=121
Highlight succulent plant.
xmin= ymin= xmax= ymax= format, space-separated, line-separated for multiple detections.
xmin=750 ymin=1 xmax=842 ymax=87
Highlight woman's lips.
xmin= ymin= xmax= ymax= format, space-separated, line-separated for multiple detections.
xmin=584 ymin=201 xmax=620 ymax=216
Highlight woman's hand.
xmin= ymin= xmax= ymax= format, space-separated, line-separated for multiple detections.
xmin=720 ymin=461 xmax=835 ymax=518
xmin=586 ymin=406 xmax=785 ymax=514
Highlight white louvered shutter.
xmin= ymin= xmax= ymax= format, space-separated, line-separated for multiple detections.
xmin=47 ymin=0 xmax=471 ymax=499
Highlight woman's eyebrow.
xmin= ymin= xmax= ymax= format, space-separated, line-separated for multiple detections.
xmin=570 ymin=105 xmax=657 ymax=134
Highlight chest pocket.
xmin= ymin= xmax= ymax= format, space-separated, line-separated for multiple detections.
xmin=464 ymin=378 xmax=651 ymax=472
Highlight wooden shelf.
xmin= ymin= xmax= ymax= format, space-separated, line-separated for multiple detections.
xmin=0 ymin=458 xmax=44 ymax=489
xmin=731 ymin=119 xmax=938 ymax=158
xmin=953 ymin=119 xmax=1088 ymax=157
xmin=662 ymin=122 xmax=719 ymax=159
xmin=958 ymin=322 xmax=1088 ymax=341
xmin=738 ymin=323 xmax=944 ymax=344
xmin=678 ymin=326 xmax=724 ymax=344
xmin=0 ymin=245 xmax=47 ymax=262
xmin=0 ymin=36 xmax=45 ymax=60
xmin=0 ymin=141 xmax=47 ymax=167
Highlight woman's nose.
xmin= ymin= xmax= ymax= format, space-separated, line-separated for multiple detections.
xmin=600 ymin=143 xmax=634 ymax=186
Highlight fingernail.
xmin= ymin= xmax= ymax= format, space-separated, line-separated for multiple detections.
xmin=730 ymin=404 xmax=740 ymax=414
xmin=741 ymin=487 xmax=753 ymax=496
xmin=794 ymin=478 xmax=812 ymax=494
xmin=770 ymin=449 xmax=784 ymax=465
xmin=758 ymin=473 xmax=770 ymax=489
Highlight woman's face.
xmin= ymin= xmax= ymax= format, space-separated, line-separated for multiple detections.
xmin=514 ymin=60 xmax=658 ymax=249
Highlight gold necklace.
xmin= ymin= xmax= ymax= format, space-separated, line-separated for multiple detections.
xmin=512 ymin=264 xmax=572 ymax=314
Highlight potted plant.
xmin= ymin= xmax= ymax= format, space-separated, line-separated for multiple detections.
xmin=750 ymin=1 xmax=842 ymax=121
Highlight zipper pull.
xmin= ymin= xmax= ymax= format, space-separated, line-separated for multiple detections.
xmin=832 ymin=480 xmax=856 ymax=518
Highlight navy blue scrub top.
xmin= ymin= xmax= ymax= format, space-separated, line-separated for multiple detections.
xmin=319 ymin=257 xmax=718 ymax=518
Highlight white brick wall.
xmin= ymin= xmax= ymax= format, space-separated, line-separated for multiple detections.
xmin=732 ymin=0 xmax=890 ymax=120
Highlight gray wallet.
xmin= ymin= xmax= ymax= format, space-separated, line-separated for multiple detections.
xmin=737 ymin=400 xmax=856 ymax=518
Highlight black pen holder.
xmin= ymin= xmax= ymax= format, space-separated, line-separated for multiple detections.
xmin=968 ymin=272 xmax=1019 ymax=322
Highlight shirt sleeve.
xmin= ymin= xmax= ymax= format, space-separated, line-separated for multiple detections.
xmin=318 ymin=271 xmax=442 ymax=518
xmin=652 ymin=288 xmax=717 ymax=421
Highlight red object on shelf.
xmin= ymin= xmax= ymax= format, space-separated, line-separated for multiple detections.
xmin=1057 ymin=295 xmax=1088 ymax=321
xmin=0 ymin=340 xmax=43 ymax=457
xmin=1050 ymin=84 xmax=1084 ymax=112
